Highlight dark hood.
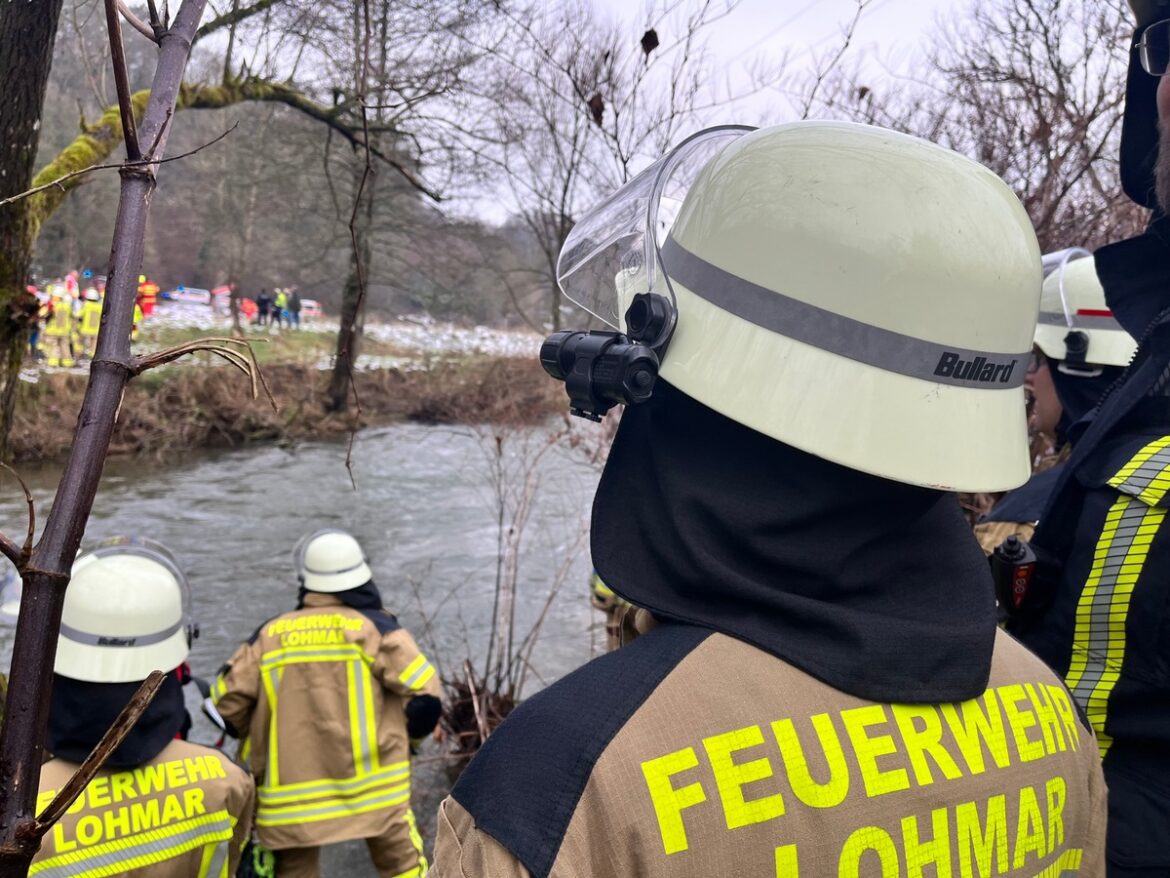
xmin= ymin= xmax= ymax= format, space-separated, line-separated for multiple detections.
xmin=1122 ymin=26 xmax=1160 ymax=209
xmin=297 ymin=579 xmax=384 ymax=610
xmin=48 ymin=670 xmax=189 ymax=768
xmin=591 ymin=382 xmax=997 ymax=704
xmin=1050 ymin=363 xmax=1125 ymax=442
xmin=1095 ymin=216 xmax=1170 ymax=339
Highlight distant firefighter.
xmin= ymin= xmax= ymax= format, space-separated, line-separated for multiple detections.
xmin=210 ymin=529 xmax=442 ymax=878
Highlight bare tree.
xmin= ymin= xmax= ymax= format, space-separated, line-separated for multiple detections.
xmin=467 ymin=0 xmax=758 ymax=332
xmin=0 ymin=0 xmax=67 ymax=461
xmin=806 ymin=0 xmax=1146 ymax=250
xmin=0 ymin=5 xmax=276 ymax=874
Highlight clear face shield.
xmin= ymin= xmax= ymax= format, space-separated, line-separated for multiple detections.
xmin=1038 ymin=248 xmax=1104 ymax=376
xmin=543 ymin=126 xmax=754 ymax=420
xmin=74 ymin=535 xmax=198 ymax=645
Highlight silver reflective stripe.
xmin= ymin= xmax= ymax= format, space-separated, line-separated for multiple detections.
xmin=661 ymin=237 xmax=1029 ymax=389
xmin=352 ymin=658 xmax=374 ymax=774
xmin=203 ymin=840 xmax=230 ymax=878
xmin=1037 ymin=312 xmax=1125 ymax=330
xmin=58 ymin=619 xmax=183 ymax=648
xmin=32 ymin=814 xmax=233 ymax=878
xmin=303 ymin=559 xmax=366 ymax=576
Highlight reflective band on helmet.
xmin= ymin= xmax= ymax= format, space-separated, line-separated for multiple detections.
xmin=58 ymin=620 xmax=183 ymax=648
xmin=1036 ymin=313 xmax=1125 ymax=331
xmin=661 ymin=237 xmax=1029 ymax=389
xmin=303 ymin=559 xmax=366 ymax=576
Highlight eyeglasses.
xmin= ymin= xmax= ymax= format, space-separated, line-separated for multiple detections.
xmin=1138 ymin=18 xmax=1170 ymax=76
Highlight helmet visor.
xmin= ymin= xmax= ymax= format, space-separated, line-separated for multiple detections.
xmin=1038 ymin=248 xmax=1093 ymax=329
xmin=1139 ymin=18 xmax=1170 ymax=75
xmin=556 ymin=126 xmax=754 ymax=347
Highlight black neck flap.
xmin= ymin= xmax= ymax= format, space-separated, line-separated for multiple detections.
xmin=591 ymin=382 xmax=997 ymax=704
xmin=48 ymin=671 xmax=189 ymax=768
xmin=296 ymin=579 xmax=384 ymax=610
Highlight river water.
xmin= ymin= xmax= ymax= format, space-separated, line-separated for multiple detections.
xmin=0 ymin=423 xmax=605 ymax=873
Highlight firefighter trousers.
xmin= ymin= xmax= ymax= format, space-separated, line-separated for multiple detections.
xmin=274 ymin=809 xmax=427 ymax=878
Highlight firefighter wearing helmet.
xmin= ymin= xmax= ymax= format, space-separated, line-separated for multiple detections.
xmin=430 ymin=121 xmax=1107 ymax=877
xmin=209 ymin=530 xmax=441 ymax=878
xmin=31 ymin=537 xmax=255 ymax=878
xmin=1006 ymin=2 xmax=1170 ymax=872
xmin=975 ymin=250 xmax=1138 ymax=555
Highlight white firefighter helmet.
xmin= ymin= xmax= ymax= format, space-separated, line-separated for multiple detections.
xmin=294 ymin=529 xmax=372 ymax=593
xmin=557 ymin=121 xmax=1042 ymax=492
xmin=56 ymin=537 xmax=192 ymax=683
xmin=1034 ymin=250 xmax=1137 ymax=372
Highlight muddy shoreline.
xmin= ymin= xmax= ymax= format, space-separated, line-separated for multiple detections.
xmin=12 ymin=356 xmax=565 ymax=463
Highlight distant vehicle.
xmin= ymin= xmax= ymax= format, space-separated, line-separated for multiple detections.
xmin=301 ymin=299 xmax=323 ymax=319
xmin=164 ymin=286 xmax=211 ymax=305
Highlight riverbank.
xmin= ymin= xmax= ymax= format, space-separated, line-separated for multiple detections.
xmin=12 ymin=352 xmax=565 ymax=462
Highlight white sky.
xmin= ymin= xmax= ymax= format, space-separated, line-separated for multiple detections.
xmin=595 ymin=0 xmax=974 ymax=122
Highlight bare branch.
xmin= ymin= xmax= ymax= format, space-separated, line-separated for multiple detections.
xmin=0 ymin=123 xmax=237 ymax=208
xmin=32 ymin=672 xmax=166 ymax=837
xmin=131 ymin=337 xmax=278 ymax=412
xmin=0 ymin=465 xmax=35 ymax=568
xmin=103 ymin=0 xmax=142 ymax=161
xmin=194 ymin=0 xmax=283 ymax=44
xmin=116 ymin=0 xmax=158 ymax=43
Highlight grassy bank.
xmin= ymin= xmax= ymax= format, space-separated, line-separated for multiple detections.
xmin=12 ymin=354 xmax=565 ymax=462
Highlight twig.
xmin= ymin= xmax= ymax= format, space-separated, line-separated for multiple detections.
xmin=0 ymin=123 xmax=238 ymax=207
xmin=0 ymin=465 xmax=36 ymax=568
xmin=131 ymin=337 xmax=278 ymax=412
xmin=116 ymin=0 xmax=158 ymax=43
xmin=103 ymin=0 xmax=141 ymax=161
xmin=463 ymin=661 xmax=490 ymax=744
xmin=32 ymin=672 xmax=166 ymax=837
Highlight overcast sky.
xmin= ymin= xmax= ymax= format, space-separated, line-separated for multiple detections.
xmin=595 ymin=0 xmax=973 ymax=122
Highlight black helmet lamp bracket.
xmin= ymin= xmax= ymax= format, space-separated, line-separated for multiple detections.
xmin=539 ymin=293 xmax=677 ymax=421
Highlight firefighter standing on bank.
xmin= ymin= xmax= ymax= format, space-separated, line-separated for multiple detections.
xmin=42 ymin=286 xmax=74 ymax=367
xmin=77 ymin=287 xmax=103 ymax=360
xmin=31 ymin=537 xmax=254 ymax=878
xmin=210 ymin=530 xmax=442 ymax=878
xmin=431 ymin=122 xmax=1107 ymax=876
xmin=1007 ymin=2 xmax=1170 ymax=872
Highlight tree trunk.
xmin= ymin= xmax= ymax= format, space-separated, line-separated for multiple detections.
xmin=0 ymin=3 xmax=207 ymax=873
xmin=0 ymin=0 xmax=67 ymax=460
xmin=326 ymin=156 xmax=375 ymax=413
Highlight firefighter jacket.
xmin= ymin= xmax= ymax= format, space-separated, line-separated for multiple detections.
xmin=44 ymin=299 xmax=72 ymax=337
xmin=79 ymin=298 xmax=102 ymax=337
xmin=1008 ymin=226 xmax=1170 ymax=874
xmin=31 ymin=739 xmax=254 ymax=878
xmin=210 ymin=591 xmax=441 ymax=853
xmin=433 ymin=625 xmax=1105 ymax=877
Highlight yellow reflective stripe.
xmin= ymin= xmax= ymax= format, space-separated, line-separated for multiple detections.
xmin=256 ymin=782 xmax=410 ymax=827
xmin=1108 ymin=435 xmax=1170 ymax=505
xmin=262 ymin=666 xmax=280 ymax=787
xmin=1065 ymin=495 xmax=1165 ymax=758
xmin=360 ymin=657 xmax=380 ymax=772
xmin=258 ymin=763 xmax=409 ymax=803
xmin=404 ymin=808 xmax=427 ymax=877
xmin=1030 ymin=847 xmax=1083 ymax=878
xmin=398 ymin=655 xmax=435 ymax=691
xmin=209 ymin=676 xmax=227 ymax=704
xmin=341 ymin=664 xmax=374 ymax=782
xmin=30 ymin=810 xmax=233 ymax=878
xmin=196 ymin=836 xmax=231 ymax=878
xmin=260 ymin=643 xmax=371 ymax=669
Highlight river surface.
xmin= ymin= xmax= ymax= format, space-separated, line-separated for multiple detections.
xmin=0 ymin=423 xmax=605 ymax=873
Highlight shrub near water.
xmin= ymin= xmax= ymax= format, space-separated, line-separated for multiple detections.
xmin=11 ymin=357 xmax=564 ymax=462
